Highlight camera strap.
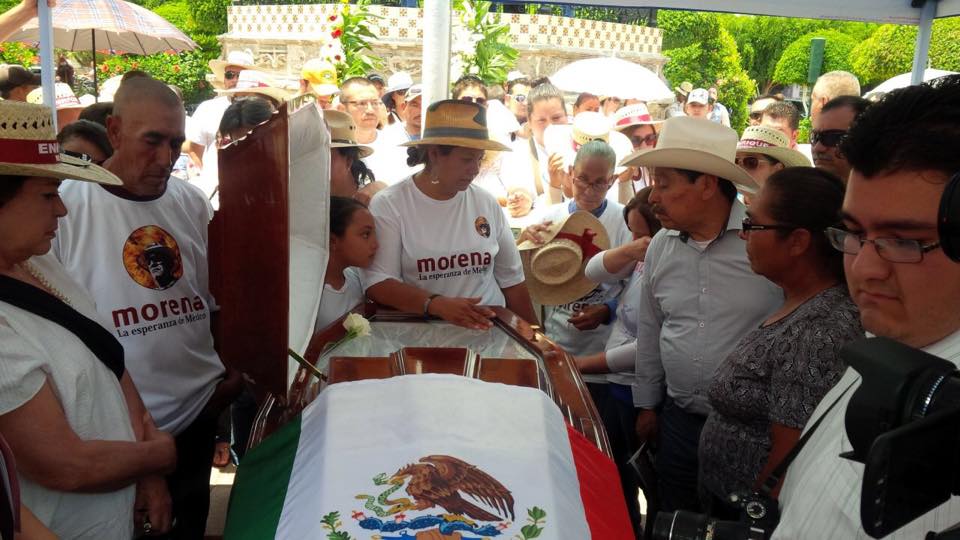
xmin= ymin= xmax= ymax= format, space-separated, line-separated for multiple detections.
xmin=758 ymin=378 xmax=858 ymax=497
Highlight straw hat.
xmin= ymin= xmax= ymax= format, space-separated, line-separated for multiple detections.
xmin=301 ymin=58 xmax=339 ymax=97
xmin=209 ymin=49 xmax=256 ymax=83
xmin=0 ymin=102 xmax=120 ymax=185
xmin=621 ymin=116 xmax=759 ymax=194
xmin=612 ymin=103 xmax=662 ymax=131
xmin=674 ymin=81 xmax=693 ymax=96
xmin=324 ymin=110 xmax=373 ymax=158
xmin=26 ymin=82 xmax=84 ymax=110
xmin=401 ymin=100 xmax=511 ymax=152
xmin=518 ymin=211 xmax=610 ymax=306
xmin=218 ymin=70 xmax=294 ymax=104
xmin=736 ymin=125 xmax=811 ymax=168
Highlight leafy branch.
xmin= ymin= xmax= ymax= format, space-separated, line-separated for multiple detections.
xmin=513 ymin=507 xmax=546 ymax=540
xmin=320 ymin=511 xmax=354 ymax=540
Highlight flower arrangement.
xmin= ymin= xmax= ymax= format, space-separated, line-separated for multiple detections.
xmin=326 ymin=0 xmax=383 ymax=82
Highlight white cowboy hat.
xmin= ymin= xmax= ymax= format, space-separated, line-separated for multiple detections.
xmin=736 ymin=125 xmax=811 ymax=168
xmin=218 ymin=70 xmax=295 ymax=104
xmin=324 ymin=110 xmax=373 ymax=158
xmin=0 ymin=101 xmax=121 ymax=185
xmin=385 ymin=72 xmax=413 ymax=95
xmin=544 ymin=111 xmax=634 ymax=174
xmin=209 ymin=49 xmax=256 ymax=83
xmin=621 ymin=116 xmax=759 ymax=194
xmin=518 ymin=211 xmax=610 ymax=306
xmin=612 ymin=103 xmax=663 ymax=131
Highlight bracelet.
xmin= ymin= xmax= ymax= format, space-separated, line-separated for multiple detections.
xmin=423 ymin=294 xmax=441 ymax=317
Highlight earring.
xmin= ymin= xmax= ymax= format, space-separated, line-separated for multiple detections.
xmin=430 ymin=170 xmax=440 ymax=184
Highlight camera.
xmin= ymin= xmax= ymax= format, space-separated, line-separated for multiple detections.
xmin=651 ymin=491 xmax=780 ymax=540
xmin=842 ymin=337 xmax=960 ymax=538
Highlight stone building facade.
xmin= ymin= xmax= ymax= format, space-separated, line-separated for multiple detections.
xmin=220 ymin=3 xmax=665 ymax=83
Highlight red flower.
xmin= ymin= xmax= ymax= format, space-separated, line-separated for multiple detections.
xmin=334 ymin=54 xmax=342 ymax=61
xmin=331 ymin=28 xmax=343 ymax=39
xmin=329 ymin=15 xmax=337 ymax=21
xmin=100 ymin=64 xmax=109 ymax=72
xmin=131 ymin=62 xmax=139 ymax=69
xmin=351 ymin=511 xmax=365 ymax=520
xmin=173 ymin=65 xmax=181 ymax=73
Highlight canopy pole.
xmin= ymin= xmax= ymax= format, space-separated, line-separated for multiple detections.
xmin=421 ymin=0 xmax=451 ymax=118
xmin=37 ymin=0 xmax=57 ymax=130
xmin=911 ymin=0 xmax=937 ymax=86
xmin=93 ymin=30 xmax=99 ymax=103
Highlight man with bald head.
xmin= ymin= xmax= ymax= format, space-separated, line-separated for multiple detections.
xmin=54 ymin=75 xmax=241 ymax=539
xmin=810 ymin=71 xmax=861 ymax=124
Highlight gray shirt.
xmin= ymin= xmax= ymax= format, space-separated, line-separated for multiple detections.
xmin=633 ymin=200 xmax=782 ymax=415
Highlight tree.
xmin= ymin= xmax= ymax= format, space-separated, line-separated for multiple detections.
xmin=850 ymin=19 xmax=960 ymax=86
xmin=453 ymin=0 xmax=518 ymax=85
xmin=719 ymin=15 xmax=876 ymax=94
xmin=658 ymin=10 xmax=755 ymax=130
xmin=772 ymin=30 xmax=859 ymax=85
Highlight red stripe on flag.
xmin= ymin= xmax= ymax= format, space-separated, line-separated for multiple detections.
xmin=566 ymin=424 xmax=636 ymax=540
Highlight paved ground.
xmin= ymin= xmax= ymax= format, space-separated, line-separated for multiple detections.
xmin=205 ymin=466 xmax=235 ymax=539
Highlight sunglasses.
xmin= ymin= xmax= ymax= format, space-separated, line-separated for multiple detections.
xmin=630 ymin=133 xmax=658 ymax=148
xmin=460 ymin=96 xmax=487 ymax=106
xmin=63 ymin=149 xmax=104 ymax=166
xmin=224 ymin=70 xmax=240 ymax=80
xmin=810 ymin=129 xmax=847 ymax=148
xmin=736 ymin=155 xmax=779 ymax=170
xmin=741 ymin=217 xmax=795 ymax=233
xmin=508 ymin=94 xmax=527 ymax=103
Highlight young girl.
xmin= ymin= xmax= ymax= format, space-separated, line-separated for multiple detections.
xmin=316 ymin=196 xmax=378 ymax=332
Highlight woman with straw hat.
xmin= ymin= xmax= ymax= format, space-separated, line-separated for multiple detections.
xmin=0 ymin=102 xmax=176 ymax=539
xmin=361 ymin=99 xmax=537 ymax=329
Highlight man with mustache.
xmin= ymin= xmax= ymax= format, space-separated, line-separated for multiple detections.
xmin=811 ymin=96 xmax=871 ymax=184
xmin=54 ymin=75 xmax=241 ymax=539
xmin=622 ymin=117 xmax=782 ymax=513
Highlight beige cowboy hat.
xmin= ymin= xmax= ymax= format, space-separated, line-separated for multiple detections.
xmin=736 ymin=125 xmax=811 ymax=168
xmin=620 ymin=116 xmax=760 ymax=194
xmin=26 ymin=82 xmax=84 ymax=110
xmin=612 ymin=103 xmax=663 ymax=131
xmin=209 ymin=49 xmax=256 ymax=84
xmin=218 ymin=70 xmax=295 ymax=104
xmin=0 ymin=101 xmax=121 ymax=185
xmin=674 ymin=81 xmax=693 ymax=96
xmin=401 ymin=100 xmax=511 ymax=152
xmin=518 ymin=211 xmax=610 ymax=306
xmin=324 ymin=110 xmax=373 ymax=158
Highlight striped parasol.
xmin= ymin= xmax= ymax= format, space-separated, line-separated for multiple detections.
xmin=6 ymin=0 xmax=197 ymax=98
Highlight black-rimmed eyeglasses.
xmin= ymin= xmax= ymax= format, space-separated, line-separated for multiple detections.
xmin=741 ymin=217 xmax=794 ymax=233
xmin=825 ymin=227 xmax=941 ymax=263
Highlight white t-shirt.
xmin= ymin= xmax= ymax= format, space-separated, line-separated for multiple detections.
xmin=54 ymin=178 xmax=224 ymax=435
xmin=773 ymin=330 xmax=960 ymax=539
xmin=534 ymin=201 xmax=633 ymax=381
xmin=361 ymin=127 xmax=422 ymax=186
xmin=314 ymin=268 xmax=364 ymax=333
xmin=361 ymin=178 xmax=525 ymax=306
xmin=186 ymin=95 xmax=231 ymax=208
xmin=0 ymin=251 xmax=135 ymax=540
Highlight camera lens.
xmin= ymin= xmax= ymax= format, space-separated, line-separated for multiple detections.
xmin=652 ymin=510 xmax=710 ymax=540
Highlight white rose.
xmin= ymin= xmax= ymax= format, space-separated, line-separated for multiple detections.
xmin=343 ymin=313 xmax=371 ymax=338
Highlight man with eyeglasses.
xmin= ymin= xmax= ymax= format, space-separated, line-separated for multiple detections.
xmin=453 ymin=75 xmax=488 ymax=107
xmin=338 ymin=77 xmax=383 ymax=145
xmin=771 ymin=74 xmax=960 ymax=540
xmin=811 ymin=95 xmax=871 ymax=184
xmin=185 ymin=50 xmax=255 ymax=180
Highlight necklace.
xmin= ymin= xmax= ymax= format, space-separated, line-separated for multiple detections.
xmin=18 ymin=261 xmax=72 ymax=306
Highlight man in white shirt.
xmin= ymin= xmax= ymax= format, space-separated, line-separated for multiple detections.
xmin=368 ymin=84 xmax=422 ymax=185
xmin=773 ymin=75 xmax=960 ymax=539
xmin=54 ymin=76 xmax=242 ymax=540
xmin=339 ymin=77 xmax=382 ymax=145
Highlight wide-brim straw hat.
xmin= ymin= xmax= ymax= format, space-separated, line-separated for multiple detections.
xmin=736 ymin=125 xmax=811 ymax=168
xmin=209 ymin=49 xmax=256 ymax=82
xmin=674 ymin=81 xmax=693 ymax=96
xmin=518 ymin=211 xmax=610 ymax=306
xmin=621 ymin=116 xmax=760 ymax=194
xmin=0 ymin=102 xmax=121 ymax=185
xmin=218 ymin=70 xmax=294 ymax=103
xmin=612 ymin=103 xmax=663 ymax=131
xmin=401 ymin=99 xmax=511 ymax=152
xmin=324 ymin=110 xmax=373 ymax=159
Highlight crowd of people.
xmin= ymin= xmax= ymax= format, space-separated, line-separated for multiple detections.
xmin=0 ymin=7 xmax=959 ymax=537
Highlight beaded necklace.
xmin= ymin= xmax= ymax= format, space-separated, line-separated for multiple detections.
xmin=18 ymin=261 xmax=72 ymax=306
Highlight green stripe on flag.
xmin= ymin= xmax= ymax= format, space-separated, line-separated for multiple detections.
xmin=224 ymin=414 xmax=302 ymax=540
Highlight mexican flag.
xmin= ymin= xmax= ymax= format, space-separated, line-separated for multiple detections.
xmin=224 ymin=374 xmax=634 ymax=540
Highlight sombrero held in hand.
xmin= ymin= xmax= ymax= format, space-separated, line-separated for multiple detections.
xmin=518 ymin=211 xmax=610 ymax=306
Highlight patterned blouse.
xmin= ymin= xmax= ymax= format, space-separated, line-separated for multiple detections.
xmin=698 ymin=285 xmax=864 ymax=501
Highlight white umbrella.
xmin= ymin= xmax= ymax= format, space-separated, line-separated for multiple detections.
xmin=864 ymin=69 xmax=958 ymax=100
xmin=549 ymin=57 xmax=674 ymax=103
